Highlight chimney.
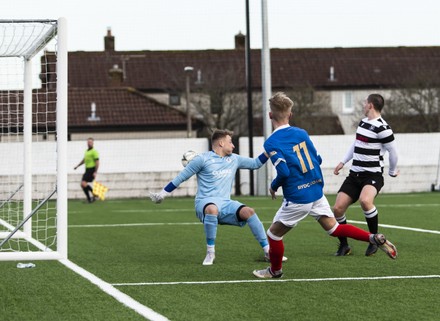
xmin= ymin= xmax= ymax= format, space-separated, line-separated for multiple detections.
xmin=104 ymin=27 xmax=115 ymax=52
xmin=235 ymin=32 xmax=245 ymax=50
xmin=108 ymin=64 xmax=123 ymax=86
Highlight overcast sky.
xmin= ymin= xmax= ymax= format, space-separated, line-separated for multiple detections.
xmin=1 ymin=0 xmax=439 ymax=52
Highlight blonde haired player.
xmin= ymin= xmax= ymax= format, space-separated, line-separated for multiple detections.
xmin=253 ymin=92 xmax=397 ymax=279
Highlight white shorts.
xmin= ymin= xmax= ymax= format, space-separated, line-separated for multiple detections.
xmin=273 ymin=195 xmax=334 ymax=228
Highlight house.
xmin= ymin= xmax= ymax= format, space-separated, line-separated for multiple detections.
xmin=43 ymin=29 xmax=440 ymax=138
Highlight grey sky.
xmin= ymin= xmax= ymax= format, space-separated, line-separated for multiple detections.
xmin=1 ymin=0 xmax=439 ymax=52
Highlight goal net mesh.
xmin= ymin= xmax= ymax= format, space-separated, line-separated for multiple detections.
xmin=0 ymin=20 xmax=60 ymax=255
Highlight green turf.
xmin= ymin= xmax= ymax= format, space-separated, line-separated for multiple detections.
xmin=1 ymin=193 xmax=439 ymax=320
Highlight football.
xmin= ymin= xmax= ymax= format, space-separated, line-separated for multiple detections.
xmin=181 ymin=150 xmax=198 ymax=167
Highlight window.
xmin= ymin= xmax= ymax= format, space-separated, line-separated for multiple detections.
xmin=169 ymin=93 xmax=181 ymax=106
xmin=342 ymin=91 xmax=354 ymax=114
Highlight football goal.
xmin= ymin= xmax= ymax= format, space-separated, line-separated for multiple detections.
xmin=0 ymin=18 xmax=67 ymax=260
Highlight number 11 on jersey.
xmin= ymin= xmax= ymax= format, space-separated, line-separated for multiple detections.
xmin=293 ymin=141 xmax=314 ymax=173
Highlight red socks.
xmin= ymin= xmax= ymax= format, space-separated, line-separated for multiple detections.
xmin=268 ymin=236 xmax=284 ymax=272
xmin=331 ymin=224 xmax=370 ymax=242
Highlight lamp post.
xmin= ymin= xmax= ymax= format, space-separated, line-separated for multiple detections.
xmin=245 ymin=0 xmax=254 ymax=195
xmin=184 ymin=66 xmax=194 ymax=138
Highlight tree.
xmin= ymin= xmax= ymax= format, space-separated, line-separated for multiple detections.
xmin=387 ymin=71 xmax=440 ymax=132
xmin=190 ymin=65 xmax=259 ymax=137
xmin=284 ymin=85 xmax=342 ymax=135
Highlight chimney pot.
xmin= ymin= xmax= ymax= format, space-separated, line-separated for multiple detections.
xmin=104 ymin=27 xmax=115 ymax=52
xmin=235 ymin=32 xmax=245 ymax=50
xmin=108 ymin=64 xmax=123 ymax=86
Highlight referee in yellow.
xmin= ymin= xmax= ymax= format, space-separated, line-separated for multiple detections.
xmin=74 ymin=137 xmax=100 ymax=203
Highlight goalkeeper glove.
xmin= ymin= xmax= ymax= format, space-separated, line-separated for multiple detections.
xmin=149 ymin=189 xmax=170 ymax=204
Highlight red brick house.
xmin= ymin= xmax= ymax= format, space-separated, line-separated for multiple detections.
xmin=42 ymin=30 xmax=440 ymax=138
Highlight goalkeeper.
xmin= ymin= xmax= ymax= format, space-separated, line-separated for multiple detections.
xmin=150 ymin=129 xmax=286 ymax=266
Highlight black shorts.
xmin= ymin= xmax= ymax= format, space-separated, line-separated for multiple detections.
xmin=338 ymin=171 xmax=384 ymax=202
xmin=82 ymin=168 xmax=96 ymax=183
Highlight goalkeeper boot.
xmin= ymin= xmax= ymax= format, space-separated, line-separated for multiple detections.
xmin=202 ymin=251 xmax=215 ymax=266
xmin=253 ymin=267 xmax=283 ymax=279
xmin=334 ymin=243 xmax=351 ymax=256
xmin=371 ymin=234 xmax=397 ymax=260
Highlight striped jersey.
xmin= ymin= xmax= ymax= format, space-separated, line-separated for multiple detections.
xmin=344 ymin=116 xmax=398 ymax=174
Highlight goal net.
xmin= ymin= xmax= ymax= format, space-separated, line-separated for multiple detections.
xmin=0 ymin=18 xmax=67 ymax=260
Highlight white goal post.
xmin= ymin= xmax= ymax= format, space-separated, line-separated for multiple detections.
xmin=0 ymin=18 xmax=67 ymax=260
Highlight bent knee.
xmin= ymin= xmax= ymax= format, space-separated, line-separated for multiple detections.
xmin=333 ymin=205 xmax=345 ymax=217
xmin=204 ymin=204 xmax=219 ymax=215
xmin=358 ymin=198 xmax=373 ymax=210
xmin=239 ymin=206 xmax=255 ymax=220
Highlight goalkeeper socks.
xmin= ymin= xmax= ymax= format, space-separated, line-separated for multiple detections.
xmin=247 ymin=213 xmax=269 ymax=248
xmin=364 ymin=208 xmax=378 ymax=233
xmin=204 ymin=214 xmax=218 ymax=246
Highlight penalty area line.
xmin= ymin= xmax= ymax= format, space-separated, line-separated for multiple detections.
xmin=112 ymin=274 xmax=440 ymax=287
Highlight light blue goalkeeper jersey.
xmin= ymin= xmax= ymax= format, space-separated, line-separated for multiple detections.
xmin=171 ymin=151 xmax=264 ymax=201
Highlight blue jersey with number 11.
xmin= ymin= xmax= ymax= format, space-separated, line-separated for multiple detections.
xmin=264 ymin=125 xmax=324 ymax=204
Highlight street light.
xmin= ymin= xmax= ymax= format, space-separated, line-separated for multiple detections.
xmin=184 ymin=66 xmax=194 ymax=138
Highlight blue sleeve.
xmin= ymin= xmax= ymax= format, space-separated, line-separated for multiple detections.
xmin=258 ymin=153 xmax=269 ymax=164
xmin=164 ymin=182 xmax=177 ymax=193
xmin=271 ymin=159 xmax=290 ymax=191
xmin=236 ymin=153 xmax=265 ymax=170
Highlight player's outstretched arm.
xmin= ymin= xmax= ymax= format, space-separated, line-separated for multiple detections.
xmin=149 ymin=182 xmax=176 ymax=204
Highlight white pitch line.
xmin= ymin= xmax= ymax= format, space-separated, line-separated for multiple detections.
xmin=111 ymin=203 xmax=440 ymax=213
xmin=112 ymin=274 xmax=440 ymax=287
xmin=69 ymin=222 xmax=202 ymax=228
xmin=59 ymin=259 xmax=170 ymax=321
xmin=69 ymin=221 xmax=440 ymax=235
xmin=348 ymin=220 xmax=440 ymax=234
xmin=68 ymin=202 xmax=439 ymax=214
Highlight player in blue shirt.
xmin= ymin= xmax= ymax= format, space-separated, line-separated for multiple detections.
xmin=253 ymin=92 xmax=397 ymax=279
xmin=150 ymin=129 xmax=282 ymax=266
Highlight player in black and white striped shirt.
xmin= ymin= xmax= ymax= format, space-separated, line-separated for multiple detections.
xmin=333 ymin=94 xmax=399 ymax=257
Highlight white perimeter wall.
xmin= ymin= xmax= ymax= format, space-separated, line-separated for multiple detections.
xmin=1 ymin=134 xmax=439 ymax=199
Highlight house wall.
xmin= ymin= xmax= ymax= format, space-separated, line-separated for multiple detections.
xmin=1 ymin=134 xmax=439 ymax=200
xmin=150 ymin=90 xmax=401 ymax=136
xmin=329 ymin=90 xmax=394 ymax=134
